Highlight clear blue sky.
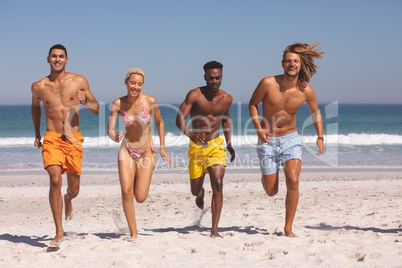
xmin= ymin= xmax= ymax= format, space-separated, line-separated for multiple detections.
xmin=1 ymin=0 xmax=401 ymax=105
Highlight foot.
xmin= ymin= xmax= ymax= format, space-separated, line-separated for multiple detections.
xmin=64 ymin=194 xmax=73 ymax=221
xmin=195 ymin=188 xmax=205 ymax=209
xmin=210 ymin=232 xmax=222 ymax=238
xmin=284 ymin=230 xmax=298 ymax=237
xmin=123 ymin=236 xmax=137 ymax=242
xmin=50 ymin=233 xmax=63 ymax=247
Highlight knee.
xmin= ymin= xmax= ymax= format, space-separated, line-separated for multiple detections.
xmin=286 ymin=176 xmax=299 ymax=191
xmin=121 ymin=188 xmax=134 ymax=201
xmin=212 ymin=178 xmax=223 ymax=194
xmin=135 ymin=192 xmax=148 ymax=203
xmin=265 ymin=188 xmax=278 ymax=197
xmin=67 ymin=186 xmax=80 ymax=198
xmin=49 ymin=177 xmax=62 ymax=191
xmin=261 ymin=176 xmax=278 ymax=197
xmin=190 ymin=187 xmax=199 ymax=196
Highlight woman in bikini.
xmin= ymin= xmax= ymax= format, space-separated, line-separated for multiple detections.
xmin=108 ymin=68 xmax=171 ymax=240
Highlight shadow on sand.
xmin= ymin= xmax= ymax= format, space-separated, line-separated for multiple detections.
xmin=144 ymin=225 xmax=273 ymax=236
xmin=305 ymin=224 xmax=402 ymax=234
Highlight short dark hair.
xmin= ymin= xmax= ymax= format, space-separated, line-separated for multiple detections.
xmin=48 ymin=44 xmax=67 ymax=57
xmin=203 ymin=61 xmax=223 ymax=72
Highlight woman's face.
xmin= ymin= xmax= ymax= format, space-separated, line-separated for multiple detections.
xmin=125 ymin=74 xmax=144 ymax=97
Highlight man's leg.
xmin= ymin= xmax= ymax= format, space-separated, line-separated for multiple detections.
xmin=190 ymin=174 xmax=205 ymax=209
xmin=46 ymin=165 xmax=64 ymax=246
xmin=283 ymin=159 xmax=301 ymax=237
xmin=64 ymin=172 xmax=80 ymax=221
xmin=207 ymin=165 xmax=225 ymax=238
xmin=261 ymin=172 xmax=280 ymax=197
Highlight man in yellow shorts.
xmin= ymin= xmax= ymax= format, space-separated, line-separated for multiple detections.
xmin=188 ymin=136 xmax=227 ymax=179
xmin=176 ymin=61 xmax=235 ymax=238
xmin=31 ymin=44 xmax=99 ymax=247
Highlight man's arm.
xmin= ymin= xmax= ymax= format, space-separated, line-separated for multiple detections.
xmin=222 ymin=95 xmax=235 ymax=162
xmin=31 ymin=84 xmax=42 ymax=148
xmin=77 ymin=76 xmax=99 ymax=115
xmin=249 ymin=78 xmax=271 ymax=143
xmin=305 ymin=86 xmax=324 ymax=156
xmin=175 ymin=89 xmax=205 ymax=144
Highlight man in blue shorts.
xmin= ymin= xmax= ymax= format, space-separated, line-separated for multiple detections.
xmin=249 ymin=43 xmax=325 ymax=237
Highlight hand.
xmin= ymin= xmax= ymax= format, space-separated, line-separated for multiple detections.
xmin=160 ymin=148 xmax=172 ymax=167
xmin=77 ymin=89 xmax=86 ymax=105
xmin=189 ymin=132 xmax=206 ymax=145
xmin=115 ymin=131 xmax=126 ymax=143
xmin=257 ymin=129 xmax=271 ymax=144
xmin=316 ymin=138 xmax=324 ymax=156
xmin=227 ymin=143 xmax=235 ymax=162
xmin=34 ymin=136 xmax=42 ymax=148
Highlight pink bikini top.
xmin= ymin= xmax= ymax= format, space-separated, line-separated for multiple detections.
xmin=122 ymin=96 xmax=151 ymax=127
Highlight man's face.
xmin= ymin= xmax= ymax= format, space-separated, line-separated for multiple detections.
xmin=47 ymin=49 xmax=68 ymax=72
xmin=282 ymin=52 xmax=301 ymax=78
xmin=204 ymin=68 xmax=222 ymax=91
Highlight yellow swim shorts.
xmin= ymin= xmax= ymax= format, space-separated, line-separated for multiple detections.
xmin=42 ymin=131 xmax=84 ymax=175
xmin=188 ymin=136 xmax=227 ymax=179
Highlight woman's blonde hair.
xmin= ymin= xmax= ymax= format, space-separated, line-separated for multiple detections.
xmin=282 ymin=42 xmax=325 ymax=83
xmin=125 ymin=68 xmax=145 ymax=83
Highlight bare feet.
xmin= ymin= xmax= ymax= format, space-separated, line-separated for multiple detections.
xmin=195 ymin=188 xmax=205 ymax=209
xmin=123 ymin=236 xmax=137 ymax=242
xmin=210 ymin=232 xmax=222 ymax=238
xmin=285 ymin=230 xmax=298 ymax=237
xmin=50 ymin=233 xmax=63 ymax=247
xmin=64 ymin=194 xmax=73 ymax=221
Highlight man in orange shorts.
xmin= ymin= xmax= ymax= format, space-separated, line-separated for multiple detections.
xmin=31 ymin=44 xmax=99 ymax=247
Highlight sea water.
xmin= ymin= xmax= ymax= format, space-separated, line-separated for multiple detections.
xmin=1 ymin=103 xmax=401 ymax=172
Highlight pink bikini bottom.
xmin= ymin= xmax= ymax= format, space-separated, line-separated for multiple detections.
xmin=125 ymin=144 xmax=156 ymax=161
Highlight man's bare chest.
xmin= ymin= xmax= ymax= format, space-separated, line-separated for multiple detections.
xmin=40 ymin=83 xmax=79 ymax=107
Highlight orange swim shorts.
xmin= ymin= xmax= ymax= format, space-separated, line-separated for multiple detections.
xmin=42 ymin=131 xmax=84 ymax=175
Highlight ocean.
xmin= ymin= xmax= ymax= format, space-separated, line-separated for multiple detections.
xmin=1 ymin=103 xmax=402 ymax=173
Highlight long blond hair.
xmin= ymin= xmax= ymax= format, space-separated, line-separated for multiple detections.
xmin=282 ymin=42 xmax=325 ymax=83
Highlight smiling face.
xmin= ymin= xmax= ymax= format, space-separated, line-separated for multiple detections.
xmin=125 ymin=74 xmax=144 ymax=97
xmin=47 ymin=49 xmax=68 ymax=73
xmin=204 ymin=68 xmax=222 ymax=92
xmin=282 ymin=52 xmax=301 ymax=78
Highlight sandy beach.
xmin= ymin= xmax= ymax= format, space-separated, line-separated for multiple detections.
xmin=0 ymin=169 xmax=401 ymax=267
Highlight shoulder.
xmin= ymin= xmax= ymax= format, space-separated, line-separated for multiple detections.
xmin=111 ymin=97 xmax=125 ymax=113
xmin=218 ymin=89 xmax=233 ymax=103
xmin=300 ymin=82 xmax=317 ymax=101
xmin=257 ymin=76 xmax=278 ymax=89
xmin=188 ymin=87 xmax=201 ymax=96
xmin=31 ymin=77 xmax=48 ymax=93
xmin=299 ymin=81 xmax=313 ymax=94
xmin=68 ymin=73 xmax=88 ymax=84
xmin=141 ymin=94 xmax=157 ymax=105
xmin=185 ymin=87 xmax=202 ymax=102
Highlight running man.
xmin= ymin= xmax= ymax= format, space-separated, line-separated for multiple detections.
xmin=176 ymin=60 xmax=235 ymax=237
xmin=31 ymin=44 xmax=99 ymax=246
xmin=249 ymin=42 xmax=325 ymax=237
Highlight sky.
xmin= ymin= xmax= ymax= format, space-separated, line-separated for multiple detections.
xmin=0 ymin=0 xmax=401 ymax=105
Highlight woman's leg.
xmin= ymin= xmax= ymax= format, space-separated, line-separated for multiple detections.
xmin=134 ymin=149 xmax=156 ymax=203
xmin=118 ymin=145 xmax=137 ymax=239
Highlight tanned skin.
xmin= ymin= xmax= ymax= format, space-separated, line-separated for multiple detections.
xmin=31 ymin=47 xmax=99 ymax=246
xmin=176 ymin=67 xmax=235 ymax=238
xmin=249 ymin=52 xmax=324 ymax=237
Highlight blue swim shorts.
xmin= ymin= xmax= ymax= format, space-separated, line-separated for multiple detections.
xmin=256 ymin=132 xmax=302 ymax=175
